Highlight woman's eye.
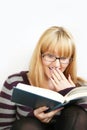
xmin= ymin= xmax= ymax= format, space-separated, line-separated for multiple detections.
xmin=61 ymin=57 xmax=67 ymax=59
xmin=48 ymin=54 xmax=54 ymax=58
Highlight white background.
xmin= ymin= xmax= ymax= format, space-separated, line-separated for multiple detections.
xmin=0 ymin=0 xmax=87 ymax=90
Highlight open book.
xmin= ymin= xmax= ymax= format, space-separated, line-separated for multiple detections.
xmin=11 ymin=83 xmax=87 ymax=112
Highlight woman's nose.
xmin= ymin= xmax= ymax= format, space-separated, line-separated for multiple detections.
xmin=53 ymin=59 xmax=61 ymax=67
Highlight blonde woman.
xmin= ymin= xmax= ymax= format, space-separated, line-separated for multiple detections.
xmin=0 ymin=26 xmax=87 ymax=130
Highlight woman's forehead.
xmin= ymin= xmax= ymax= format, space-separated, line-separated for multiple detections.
xmin=42 ymin=43 xmax=73 ymax=57
xmin=41 ymin=35 xmax=74 ymax=57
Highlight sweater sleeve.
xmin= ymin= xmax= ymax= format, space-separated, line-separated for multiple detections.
xmin=0 ymin=74 xmax=34 ymax=130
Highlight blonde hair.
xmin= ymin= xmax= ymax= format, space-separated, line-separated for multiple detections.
xmin=28 ymin=26 xmax=84 ymax=87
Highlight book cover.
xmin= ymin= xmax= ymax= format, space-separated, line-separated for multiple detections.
xmin=11 ymin=83 xmax=87 ymax=112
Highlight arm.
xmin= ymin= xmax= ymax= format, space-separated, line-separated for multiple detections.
xmin=0 ymin=77 xmax=16 ymax=129
xmin=0 ymin=74 xmax=34 ymax=130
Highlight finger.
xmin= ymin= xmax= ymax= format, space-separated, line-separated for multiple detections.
xmin=34 ymin=106 xmax=50 ymax=121
xmin=50 ymin=77 xmax=59 ymax=91
xmin=46 ymin=107 xmax=63 ymax=118
xmin=34 ymin=106 xmax=49 ymax=114
xmin=51 ymin=72 xmax=61 ymax=83
xmin=42 ymin=117 xmax=52 ymax=123
xmin=52 ymin=69 xmax=62 ymax=81
xmin=56 ymin=68 xmax=66 ymax=80
xmin=68 ymin=75 xmax=75 ymax=87
xmin=49 ymin=107 xmax=63 ymax=115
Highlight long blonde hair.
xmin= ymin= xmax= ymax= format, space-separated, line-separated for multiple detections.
xmin=28 ymin=26 xmax=85 ymax=87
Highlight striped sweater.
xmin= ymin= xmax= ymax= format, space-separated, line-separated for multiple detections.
xmin=0 ymin=71 xmax=87 ymax=130
xmin=0 ymin=71 xmax=33 ymax=130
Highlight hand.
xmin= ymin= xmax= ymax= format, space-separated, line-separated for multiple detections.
xmin=34 ymin=106 xmax=63 ymax=123
xmin=50 ymin=68 xmax=75 ymax=91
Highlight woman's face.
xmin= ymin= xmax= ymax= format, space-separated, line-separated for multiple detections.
xmin=42 ymin=52 xmax=70 ymax=79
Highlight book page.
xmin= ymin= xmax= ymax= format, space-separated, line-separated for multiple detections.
xmin=65 ymin=86 xmax=87 ymax=102
xmin=16 ymin=83 xmax=65 ymax=103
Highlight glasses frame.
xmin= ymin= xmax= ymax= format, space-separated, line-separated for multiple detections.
xmin=42 ymin=53 xmax=72 ymax=64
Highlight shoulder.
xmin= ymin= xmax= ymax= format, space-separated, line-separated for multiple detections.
xmin=8 ymin=71 xmax=28 ymax=78
xmin=3 ymin=71 xmax=29 ymax=90
xmin=0 ymin=71 xmax=30 ymax=104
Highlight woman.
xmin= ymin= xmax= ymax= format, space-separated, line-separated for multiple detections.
xmin=0 ymin=26 xmax=87 ymax=130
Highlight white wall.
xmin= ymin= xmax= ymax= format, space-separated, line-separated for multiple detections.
xmin=0 ymin=0 xmax=87 ymax=90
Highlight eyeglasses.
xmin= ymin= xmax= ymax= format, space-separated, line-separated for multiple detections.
xmin=42 ymin=54 xmax=71 ymax=64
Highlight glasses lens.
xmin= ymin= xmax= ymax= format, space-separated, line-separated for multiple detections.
xmin=60 ymin=58 xmax=69 ymax=64
xmin=42 ymin=54 xmax=70 ymax=64
xmin=42 ymin=54 xmax=55 ymax=62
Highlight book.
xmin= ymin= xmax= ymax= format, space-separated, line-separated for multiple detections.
xmin=11 ymin=83 xmax=87 ymax=112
